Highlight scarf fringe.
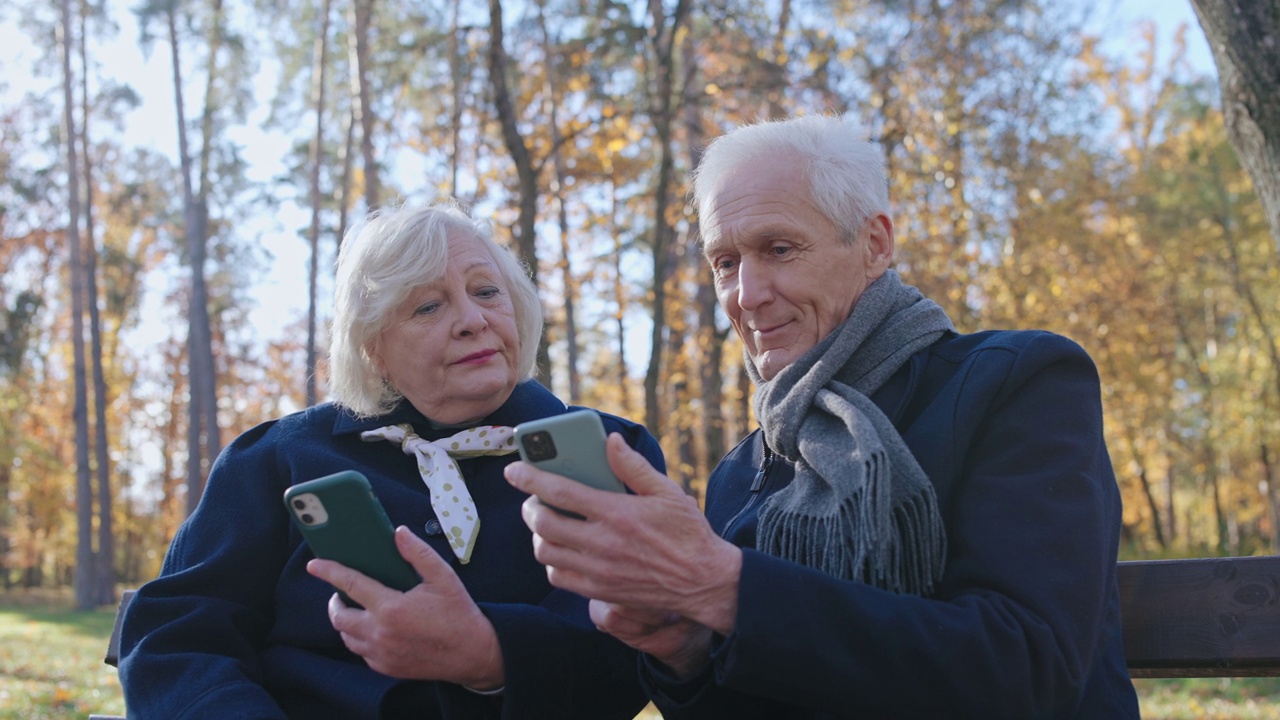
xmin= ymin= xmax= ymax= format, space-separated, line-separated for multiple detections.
xmin=757 ymin=453 xmax=945 ymax=594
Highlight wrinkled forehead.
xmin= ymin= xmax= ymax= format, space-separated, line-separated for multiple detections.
xmin=443 ymin=229 xmax=500 ymax=268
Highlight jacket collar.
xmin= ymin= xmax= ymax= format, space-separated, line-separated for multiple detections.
xmin=330 ymin=379 xmax=565 ymax=438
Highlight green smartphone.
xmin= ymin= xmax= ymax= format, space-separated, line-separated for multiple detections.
xmin=284 ymin=470 xmax=420 ymax=605
xmin=514 ymin=410 xmax=625 ymax=518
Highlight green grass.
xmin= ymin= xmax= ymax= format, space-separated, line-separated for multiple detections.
xmin=1134 ymin=677 xmax=1280 ymax=719
xmin=0 ymin=590 xmax=125 ymax=720
xmin=3 ymin=589 xmax=1280 ymax=719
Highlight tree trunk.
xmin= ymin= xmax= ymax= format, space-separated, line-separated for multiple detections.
xmin=610 ymin=173 xmax=631 ymax=417
xmin=683 ymin=28 xmax=725 ymax=481
xmin=1190 ymin=0 xmax=1280 ymax=257
xmin=486 ymin=0 xmax=549 ymax=386
xmin=79 ymin=0 xmax=114 ymax=605
xmin=60 ymin=0 xmax=94 ymax=610
xmin=766 ymin=0 xmax=792 ymax=118
xmin=642 ymin=0 xmax=690 ymax=436
xmin=537 ymin=0 xmax=580 ymax=403
xmin=306 ymin=0 xmax=333 ymax=407
xmin=448 ymin=0 xmax=464 ymax=200
xmin=353 ymin=0 xmax=378 ymax=210
xmin=334 ymin=103 xmax=356 ymax=261
xmin=1263 ymin=444 xmax=1280 ymax=554
xmin=1171 ymin=300 xmax=1229 ymax=554
xmin=194 ymin=0 xmax=224 ymax=469
xmin=169 ymin=0 xmax=220 ymax=515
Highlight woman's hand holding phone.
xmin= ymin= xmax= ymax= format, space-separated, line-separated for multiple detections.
xmin=308 ymin=527 xmax=504 ymax=688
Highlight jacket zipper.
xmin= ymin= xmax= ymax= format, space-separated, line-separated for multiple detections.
xmin=720 ymin=441 xmax=774 ymax=536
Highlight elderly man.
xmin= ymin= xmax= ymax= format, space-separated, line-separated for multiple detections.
xmin=506 ymin=114 xmax=1140 ymax=719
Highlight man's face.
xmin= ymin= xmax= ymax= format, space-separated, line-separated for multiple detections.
xmin=700 ymin=153 xmax=893 ymax=381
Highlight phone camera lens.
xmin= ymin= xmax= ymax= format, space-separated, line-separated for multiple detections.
xmin=292 ymin=499 xmax=306 ymax=510
xmin=300 ymin=513 xmax=315 ymax=525
xmin=522 ymin=431 xmax=557 ymax=462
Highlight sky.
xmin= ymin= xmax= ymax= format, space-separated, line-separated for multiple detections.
xmin=0 ymin=0 xmax=1218 ymax=364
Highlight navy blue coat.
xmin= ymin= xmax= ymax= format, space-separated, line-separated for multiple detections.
xmin=643 ymin=330 xmax=1140 ymax=719
xmin=119 ymin=380 xmax=666 ymax=719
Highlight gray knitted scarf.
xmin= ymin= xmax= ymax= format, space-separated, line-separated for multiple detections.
xmin=750 ymin=270 xmax=952 ymax=594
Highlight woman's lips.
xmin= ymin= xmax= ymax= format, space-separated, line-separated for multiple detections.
xmin=455 ymin=349 xmax=497 ymax=365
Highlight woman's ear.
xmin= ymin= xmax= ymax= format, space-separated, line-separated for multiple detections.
xmin=864 ymin=213 xmax=895 ymax=277
xmin=367 ymin=339 xmax=386 ymax=379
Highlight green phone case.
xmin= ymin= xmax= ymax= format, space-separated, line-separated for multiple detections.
xmin=284 ymin=470 xmax=420 ymax=602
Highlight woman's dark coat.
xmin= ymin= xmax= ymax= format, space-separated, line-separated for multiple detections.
xmin=120 ymin=380 xmax=665 ymax=719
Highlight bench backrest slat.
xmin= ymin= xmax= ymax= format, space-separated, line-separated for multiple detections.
xmin=1118 ymin=556 xmax=1280 ymax=677
xmin=100 ymin=558 xmax=1280 ymax=681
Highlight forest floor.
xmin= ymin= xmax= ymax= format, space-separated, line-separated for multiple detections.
xmin=2 ymin=588 xmax=1279 ymax=719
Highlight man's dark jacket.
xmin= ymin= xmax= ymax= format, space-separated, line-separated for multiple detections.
xmin=644 ymin=330 xmax=1141 ymax=719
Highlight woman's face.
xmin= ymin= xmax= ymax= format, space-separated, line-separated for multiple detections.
xmin=372 ymin=231 xmax=521 ymax=425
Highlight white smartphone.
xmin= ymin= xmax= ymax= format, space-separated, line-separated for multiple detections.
xmin=514 ymin=410 xmax=625 ymax=517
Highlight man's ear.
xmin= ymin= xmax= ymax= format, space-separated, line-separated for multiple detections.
xmin=864 ymin=213 xmax=895 ymax=277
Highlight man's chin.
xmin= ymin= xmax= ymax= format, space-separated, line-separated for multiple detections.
xmin=752 ymin=352 xmax=792 ymax=382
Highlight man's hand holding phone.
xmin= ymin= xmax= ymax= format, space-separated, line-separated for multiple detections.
xmin=504 ymin=429 xmax=743 ymax=641
xmin=512 ymin=410 xmax=626 ymax=519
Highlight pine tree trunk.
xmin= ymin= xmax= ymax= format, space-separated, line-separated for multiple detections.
xmin=60 ymin=0 xmax=94 ymax=610
xmin=79 ymin=1 xmax=115 ymax=605
xmin=353 ymin=0 xmax=377 ymax=210
xmin=537 ymin=0 xmax=580 ymax=403
xmin=169 ymin=0 xmax=220 ymax=515
xmin=642 ymin=0 xmax=690 ymax=436
xmin=486 ymin=0 xmax=549 ymax=386
xmin=306 ymin=0 xmax=333 ymax=407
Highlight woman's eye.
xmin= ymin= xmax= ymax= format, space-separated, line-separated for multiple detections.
xmin=476 ymin=286 xmax=501 ymax=299
xmin=415 ymin=302 xmax=440 ymax=315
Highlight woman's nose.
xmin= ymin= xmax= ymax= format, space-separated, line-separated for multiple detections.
xmin=455 ymin=299 xmax=489 ymax=336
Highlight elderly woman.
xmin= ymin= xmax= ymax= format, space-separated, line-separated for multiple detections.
xmin=118 ymin=201 xmax=665 ymax=719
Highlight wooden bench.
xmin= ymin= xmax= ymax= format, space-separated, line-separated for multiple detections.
xmin=1118 ymin=555 xmax=1280 ymax=677
xmin=92 ymin=555 xmax=1280 ymax=717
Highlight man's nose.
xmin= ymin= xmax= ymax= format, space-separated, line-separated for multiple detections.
xmin=736 ymin=261 xmax=772 ymax=310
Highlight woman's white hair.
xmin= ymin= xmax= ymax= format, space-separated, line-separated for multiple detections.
xmin=328 ymin=200 xmax=543 ymax=417
xmin=691 ymin=114 xmax=890 ymax=244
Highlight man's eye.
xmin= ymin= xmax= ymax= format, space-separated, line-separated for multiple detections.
xmin=770 ymin=245 xmax=792 ymax=257
xmin=714 ymin=257 xmax=737 ymax=272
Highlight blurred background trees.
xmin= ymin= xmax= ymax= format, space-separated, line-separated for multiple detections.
xmin=1 ymin=0 xmax=1277 ymax=608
